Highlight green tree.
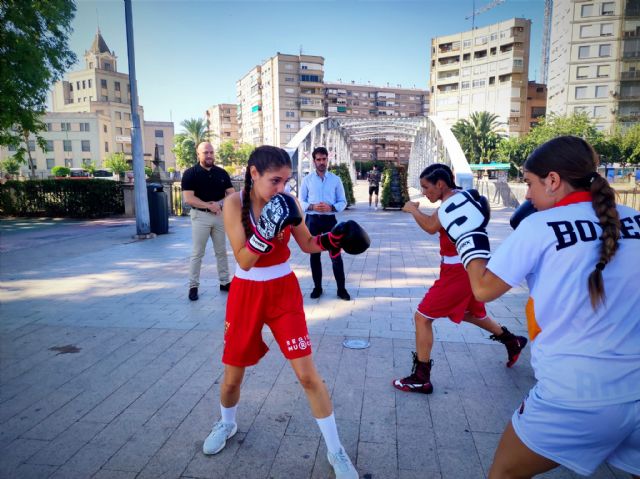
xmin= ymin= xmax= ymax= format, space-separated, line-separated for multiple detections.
xmin=104 ymin=152 xmax=129 ymax=178
xmin=83 ymin=161 xmax=97 ymax=176
xmin=51 ymin=165 xmax=70 ymax=177
xmin=235 ymin=143 xmax=255 ymax=167
xmin=618 ymin=124 xmax=640 ymax=165
xmin=217 ymin=140 xmax=236 ymax=166
xmin=180 ymin=118 xmax=209 ymax=146
xmin=0 ymin=0 xmax=77 ymax=177
xmin=172 ymin=133 xmax=197 ymax=169
xmin=451 ymin=111 xmax=503 ymax=164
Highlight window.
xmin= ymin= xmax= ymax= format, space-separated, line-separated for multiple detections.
xmin=157 ymin=145 xmax=165 ymax=155
xmin=575 ymin=86 xmax=588 ymax=99
xmin=581 ymin=4 xmax=593 ymax=16
xmin=513 ymin=58 xmax=524 ymax=68
xmin=103 ymin=125 xmax=107 ymax=133
xmin=88 ymin=79 xmax=92 ymax=88
xmin=461 ymin=81 xmax=470 ymax=89
xmin=116 ymin=127 xmax=123 ymax=135
xmin=82 ymin=80 xmax=86 ymax=89
xmin=46 ymin=158 xmax=55 ymax=169
xmin=28 ymin=140 xmax=36 ymax=151
xmin=463 ymin=39 xmax=471 ymax=48
xmin=299 ymin=74 xmax=320 ymax=82
xmin=601 ymin=2 xmax=614 ymax=15
xmin=594 ymin=106 xmax=607 ymax=117
xmin=284 ymin=76 xmax=295 ymax=82
xmin=69 ymin=83 xmax=73 ymax=92
xmin=472 ymin=79 xmax=486 ymax=88
xmin=63 ymin=140 xmax=72 ymax=151
xmin=116 ymin=111 xmax=122 ymax=119
xmin=597 ymin=65 xmax=611 ymax=77
xmin=80 ymin=122 xmax=90 ymax=132
xmin=65 ymin=158 xmax=72 ymax=167
xmin=105 ymin=142 xmax=109 ymax=152
xmin=61 ymin=122 xmax=71 ymax=131
xmin=579 ymin=46 xmax=590 ymax=58
xmin=115 ymin=81 xmax=121 ymax=91
xmin=601 ymin=23 xmax=614 ymax=36
xmin=76 ymin=81 xmax=81 ymax=90
xmin=100 ymin=79 xmax=107 ymax=88
xmin=285 ymin=111 xmax=295 ymax=117
xmin=595 ymin=85 xmax=608 ymax=98
xmin=103 ymin=62 xmax=112 ymax=71
xmin=580 ymin=25 xmax=594 ymax=38
xmin=81 ymin=140 xmax=90 ymax=152
xmin=46 ymin=140 xmax=54 ymax=152
xmin=577 ymin=66 xmax=590 ymax=78
xmin=154 ymin=129 xmax=163 ymax=138
xmin=599 ymin=44 xmax=611 ymax=57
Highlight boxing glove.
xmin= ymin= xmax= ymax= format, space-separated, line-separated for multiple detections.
xmin=246 ymin=193 xmax=302 ymax=255
xmin=316 ymin=220 xmax=371 ymax=258
xmin=438 ymin=190 xmax=491 ymax=267
xmin=510 ymin=200 xmax=537 ymax=230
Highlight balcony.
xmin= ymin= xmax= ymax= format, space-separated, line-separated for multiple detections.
xmin=621 ymin=71 xmax=640 ymax=80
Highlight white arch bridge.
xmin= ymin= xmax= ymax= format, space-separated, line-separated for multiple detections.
xmin=284 ymin=116 xmax=472 ymax=195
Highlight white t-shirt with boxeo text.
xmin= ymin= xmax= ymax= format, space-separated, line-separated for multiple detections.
xmin=488 ymin=200 xmax=640 ymax=407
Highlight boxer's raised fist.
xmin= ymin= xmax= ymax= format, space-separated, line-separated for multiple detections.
xmin=247 ymin=193 xmax=302 ymax=255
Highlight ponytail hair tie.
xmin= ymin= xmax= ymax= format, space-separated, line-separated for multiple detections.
xmin=595 ymin=262 xmax=606 ymax=271
xmin=588 ymin=172 xmax=600 ymax=184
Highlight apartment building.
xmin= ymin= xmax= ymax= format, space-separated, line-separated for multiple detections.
xmin=548 ymin=0 xmax=640 ymax=131
xmin=205 ymin=104 xmax=239 ymax=149
xmin=1 ymin=30 xmax=175 ymax=176
xmin=525 ymin=81 xmax=548 ymax=130
xmin=324 ymin=81 xmax=429 ymax=163
xmin=237 ymin=53 xmax=325 ymax=147
xmin=430 ymin=18 xmax=532 ymax=136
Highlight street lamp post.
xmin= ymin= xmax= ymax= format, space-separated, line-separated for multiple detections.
xmin=124 ymin=0 xmax=151 ymax=236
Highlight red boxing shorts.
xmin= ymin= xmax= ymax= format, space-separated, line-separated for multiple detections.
xmin=417 ymin=263 xmax=486 ymax=323
xmin=222 ymin=271 xmax=312 ymax=367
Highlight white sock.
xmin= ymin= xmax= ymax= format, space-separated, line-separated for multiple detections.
xmin=220 ymin=404 xmax=237 ymax=425
xmin=316 ymin=413 xmax=343 ymax=454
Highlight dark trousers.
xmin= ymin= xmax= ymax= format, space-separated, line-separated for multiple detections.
xmin=305 ymin=214 xmax=345 ymax=291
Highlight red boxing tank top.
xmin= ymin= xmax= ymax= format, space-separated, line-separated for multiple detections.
xmin=439 ymin=227 xmax=458 ymax=256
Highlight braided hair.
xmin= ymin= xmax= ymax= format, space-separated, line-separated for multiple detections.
xmin=420 ymin=163 xmax=458 ymax=189
xmin=524 ymin=136 xmax=620 ymax=310
xmin=241 ymin=146 xmax=292 ymax=239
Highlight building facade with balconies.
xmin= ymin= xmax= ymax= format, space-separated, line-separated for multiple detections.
xmin=205 ymin=104 xmax=239 ymax=149
xmin=525 ymin=81 xmax=548 ymax=130
xmin=430 ymin=18 xmax=532 ymax=136
xmin=237 ymin=53 xmax=324 ymax=147
xmin=548 ymin=0 xmax=640 ymax=132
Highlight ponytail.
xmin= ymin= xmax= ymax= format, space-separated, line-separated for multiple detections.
xmin=241 ymin=168 xmax=252 ymax=239
xmin=587 ymin=174 xmax=621 ymax=309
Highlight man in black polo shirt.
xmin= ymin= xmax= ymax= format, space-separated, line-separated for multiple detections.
xmin=182 ymin=142 xmax=235 ymax=301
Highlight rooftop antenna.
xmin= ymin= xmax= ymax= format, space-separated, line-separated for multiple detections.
xmin=299 ymin=44 xmax=303 ymax=56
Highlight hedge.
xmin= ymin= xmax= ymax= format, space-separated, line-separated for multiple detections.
xmin=0 ymin=179 xmax=125 ymax=218
xmin=329 ymin=164 xmax=355 ymax=207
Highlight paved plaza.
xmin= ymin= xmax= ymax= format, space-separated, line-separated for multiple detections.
xmin=0 ymin=181 xmax=627 ymax=479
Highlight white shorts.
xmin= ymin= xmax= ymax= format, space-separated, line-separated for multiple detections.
xmin=512 ymin=386 xmax=640 ymax=476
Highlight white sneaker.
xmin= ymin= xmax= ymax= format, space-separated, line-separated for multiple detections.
xmin=203 ymin=421 xmax=237 ymax=455
xmin=327 ymin=447 xmax=358 ymax=478
xmin=374 ymin=206 xmax=378 ymax=210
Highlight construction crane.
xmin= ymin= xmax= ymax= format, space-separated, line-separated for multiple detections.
xmin=466 ymin=0 xmax=506 ymax=30
xmin=540 ymin=0 xmax=553 ymax=84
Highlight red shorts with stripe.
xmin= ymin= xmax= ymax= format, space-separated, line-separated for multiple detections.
xmin=222 ymin=271 xmax=312 ymax=367
xmin=417 ymin=263 xmax=486 ymax=323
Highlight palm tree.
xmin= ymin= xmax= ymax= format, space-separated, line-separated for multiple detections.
xmin=451 ymin=111 xmax=503 ymax=164
xmin=179 ymin=118 xmax=209 ymax=146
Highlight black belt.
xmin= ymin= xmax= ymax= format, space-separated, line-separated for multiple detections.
xmin=195 ymin=207 xmax=212 ymax=212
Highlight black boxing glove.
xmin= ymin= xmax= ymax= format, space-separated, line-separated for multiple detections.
xmin=316 ymin=220 xmax=371 ymax=258
xmin=438 ymin=190 xmax=491 ymax=267
xmin=246 ymin=193 xmax=302 ymax=255
xmin=510 ymin=200 xmax=537 ymax=230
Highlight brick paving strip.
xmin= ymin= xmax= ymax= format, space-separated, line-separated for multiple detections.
xmin=0 ymin=181 xmax=624 ymax=478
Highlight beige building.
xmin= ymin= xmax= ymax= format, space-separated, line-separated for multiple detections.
xmin=430 ymin=18 xmax=532 ymax=136
xmin=548 ymin=0 xmax=640 ymax=132
xmin=237 ymin=53 xmax=325 ymax=147
xmin=324 ymin=81 xmax=429 ymax=163
xmin=525 ymin=81 xmax=548 ymax=131
xmin=205 ymin=104 xmax=239 ymax=148
xmin=1 ymin=30 xmax=175 ymax=176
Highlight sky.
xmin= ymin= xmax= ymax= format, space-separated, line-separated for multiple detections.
xmin=67 ymin=0 xmax=546 ymax=130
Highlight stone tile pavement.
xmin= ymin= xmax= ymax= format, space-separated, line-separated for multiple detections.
xmin=0 ymin=180 xmax=628 ymax=479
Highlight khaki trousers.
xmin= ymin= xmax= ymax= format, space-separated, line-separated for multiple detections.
xmin=188 ymin=209 xmax=230 ymax=288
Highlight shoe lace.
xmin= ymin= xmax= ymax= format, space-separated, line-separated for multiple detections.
xmin=331 ymin=448 xmax=352 ymax=472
